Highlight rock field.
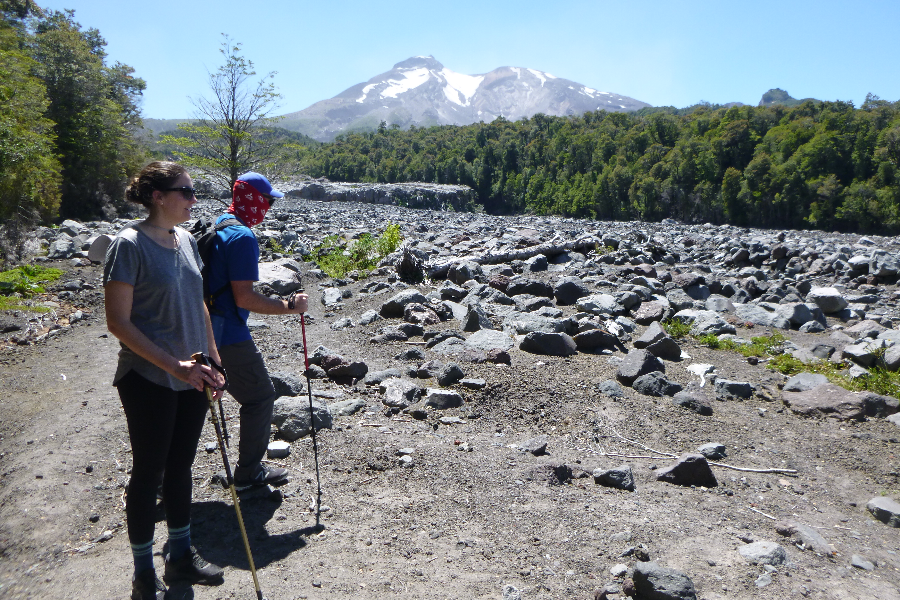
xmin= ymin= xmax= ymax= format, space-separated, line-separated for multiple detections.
xmin=1 ymin=194 xmax=900 ymax=600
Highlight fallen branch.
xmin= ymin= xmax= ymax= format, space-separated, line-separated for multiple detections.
xmin=749 ymin=506 xmax=776 ymax=520
xmin=708 ymin=461 xmax=798 ymax=475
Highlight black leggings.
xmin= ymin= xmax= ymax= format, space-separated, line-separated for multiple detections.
xmin=116 ymin=370 xmax=209 ymax=545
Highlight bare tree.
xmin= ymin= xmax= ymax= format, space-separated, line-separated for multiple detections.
xmin=161 ymin=35 xmax=283 ymax=193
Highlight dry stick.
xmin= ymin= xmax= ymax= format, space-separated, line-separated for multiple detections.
xmin=749 ymin=506 xmax=777 ymax=520
xmin=604 ymin=424 xmax=799 ymax=475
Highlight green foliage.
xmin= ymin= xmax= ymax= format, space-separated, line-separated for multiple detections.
xmin=300 ymin=98 xmax=900 ymax=233
xmin=768 ymin=353 xmax=900 ymax=397
xmin=160 ymin=35 xmax=284 ymax=190
xmin=661 ymin=318 xmax=691 ymax=339
xmin=31 ymin=9 xmax=146 ymax=219
xmin=0 ymin=264 xmax=61 ymax=296
xmin=695 ymin=331 xmax=787 ymax=357
xmin=312 ymin=223 xmax=402 ymax=278
xmin=0 ymin=22 xmax=61 ymax=224
xmin=266 ymin=238 xmax=284 ymax=254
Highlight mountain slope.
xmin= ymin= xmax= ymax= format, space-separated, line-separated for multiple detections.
xmin=279 ymin=56 xmax=649 ymax=141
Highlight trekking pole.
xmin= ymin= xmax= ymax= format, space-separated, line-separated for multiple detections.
xmin=298 ymin=311 xmax=323 ymax=526
xmin=192 ymin=353 xmax=267 ymax=600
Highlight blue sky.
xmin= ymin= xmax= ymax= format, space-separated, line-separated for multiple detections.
xmin=40 ymin=0 xmax=900 ymax=119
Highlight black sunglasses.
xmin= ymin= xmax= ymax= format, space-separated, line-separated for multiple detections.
xmin=160 ymin=186 xmax=197 ymax=200
xmin=262 ymin=193 xmax=276 ymax=207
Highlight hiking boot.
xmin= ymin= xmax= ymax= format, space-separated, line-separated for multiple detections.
xmin=233 ymin=463 xmax=288 ymax=491
xmin=163 ymin=546 xmax=224 ymax=586
xmin=131 ymin=568 xmax=166 ymax=600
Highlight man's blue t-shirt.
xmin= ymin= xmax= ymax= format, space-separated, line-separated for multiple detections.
xmin=208 ymin=214 xmax=258 ymax=347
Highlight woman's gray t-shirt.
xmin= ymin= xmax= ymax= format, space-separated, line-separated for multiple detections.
xmin=103 ymin=224 xmax=208 ymax=391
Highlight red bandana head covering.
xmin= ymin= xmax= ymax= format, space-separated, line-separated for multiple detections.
xmin=227 ymin=180 xmax=270 ymax=227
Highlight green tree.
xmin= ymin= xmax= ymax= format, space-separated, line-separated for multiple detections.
xmin=162 ymin=35 xmax=283 ymax=192
xmin=33 ymin=9 xmax=146 ymax=219
xmin=0 ymin=16 xmax=61 ymax=225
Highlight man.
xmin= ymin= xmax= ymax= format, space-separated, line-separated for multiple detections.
xmin=207 ymin=172 xmax=309 ymax=489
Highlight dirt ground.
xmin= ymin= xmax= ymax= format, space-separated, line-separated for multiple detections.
xmin=1 ymin=255 xmax=899 ymax=600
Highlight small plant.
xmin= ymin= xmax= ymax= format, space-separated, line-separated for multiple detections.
xmin=313 ymin=223 xmax=403 ymax=279
xmin=0 ymin=265 xmax=62 ymax=298
xmin=267 ymin=238 xmax=285 ymax=254
xmin=662 ymin=318 xmax=691 ymax=339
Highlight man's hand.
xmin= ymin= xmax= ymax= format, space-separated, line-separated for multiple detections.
xmin=287 ymin=292 xmax=309 ymax=314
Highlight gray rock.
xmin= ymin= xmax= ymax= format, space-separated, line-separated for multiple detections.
xmin=436 ymin=363 xmax=465 ymax=386
xmin=870 ymin=250 xmax=900 ymax=276
xmin=573 ymin=328 xmax=618 ymax=351
xmin=783 ymin=384 xmax=866 ymax=420
xmin=272 ymin=397 xmax=332 ymax=441
xmin=258 ymin=261 xmax=303 ymax=294
xmin=632 ymin=372 xmax=683 ymax=397
xmin=783 ymin=372 xmax=829 ymax=392
xmin=394 ymin=348 xmax=426 ymax=361
xmin=776 ymin=302 xmax=815 ymax=327
xmin=714 ymin=378 xmax=753 ymax=400
xmin=793 ymin=523 xmax=833 ymax=555
xmin=616 ymin=350 xmax=665 ymax=386
xmin=524 ymin=254 xmax=548 ymax=272
xmin=655 ymin=453 xmax=717 ymax=487
xmin=462 ymin=303 xmax=493 ymax=332
xmin=523 ymin=461 xmax=572 ymax=485
xmin=519 ymin=435 xmax=548 ymax=455
xmin=883 ymin=345 xmax=900 ymax=371
xmin=553 ymin=276 xmax=590 ymax=305
xmin=632 ymin=561 xmax=697 ymax=600
xmin=738 ymin=541 xmax=787 ymax=566
xmin=672 ymin=390 xmax=713 ymax=415
xmin=503 ymin=312 xmax=568 ymax=335
xmin=867 ymin=496 xmax=900 ymax=527
xmin=321 ymin=287 xmax=344 ymax=306
xmin=597 ymin=380 xmax=626 ymax=398
xmin=328 ymin=398 xmax=367 ymax=416
xmin=506 ymin=277 xmax=552 ymax=297
xmin=464 ymin=329 xmax=515 ymax=351
xmin=851 ymin=554 xmax=876 ymax=571
xmin=270 ymin=371 xmax=306 ymax=397
xmin=697 ymin=443 xmax=726 ymax=460
xmin=593 ymin=465 xmax=635 ymax=492
xmin=576 ymin=293 xmax=626 ymax=316
xmin=859 ymin=392 xmax=899 ymax=418
xmin=799 ymin=320 xmax=827 ymax=333
xmin=519 ymin=331 xmax=578 ymax=356
xmin=634 ymin=321 xmax=667 ymax=349
xmin=807 ymin=287 xmax=849 ymax=314
xmin=460 ymin=378 xmax=486 ymax=389
xmin=735 ymin=303 xmax=790 ymax=329
xmin=380 ymin=378 xmax=423 ymax=409
xmin=424 ymin=389 xmax=464 ymax=409
xmin=363 ymin=368 xmax=402 ymax=386
xmin=327 ymin=360 xmax=368 ymax=380
xmin=634 ymin=301 xmax=666 ymax=324
xmin=380 ymin=289 xmax=428 ymax=317
xmin=646 ymin=337 xmax=683 ymax=361
xmin=330 ymin=317 xmax=354 ymax=330
xmin=502 ymin=584 xmax=521 ymax=600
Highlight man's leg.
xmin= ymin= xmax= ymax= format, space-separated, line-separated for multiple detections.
xmin=218 ymin=339 xmax=286 ymax=487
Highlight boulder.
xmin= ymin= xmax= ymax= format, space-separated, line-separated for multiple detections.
xmin=617 ymin=350 xmax=665 ymax=386
xmin=423 ymin=389 xmax=464 ymax=409
xmin=632 ymin=372 xmax=683 ymax=397
xmin=380 ymin=378 xmax=423 ymax=409
xmin=806 ymin=287 xmax=849 ymax=314
xmin=783 ymin=372 xmax=829 ymax=392
xmin=574 ymin=328 xmax=618 ymax=351
xmin=714 ymin=378 xmax=753 ymax=400
xmin=553 ymin=276 xmax=590 ymax=305
xmin=672 ymin=390 xmax=713 ymax=415
xmin=867 ymin=497 xmax=900 ymax=527
xmin=593 ymin=465 xmax=635 ymax=491
xmin=272 ymin=397 xmax=332 ymax=441
xmin=519 ymin=331 xmax=578 ymax=357
xmin=655 ymin=453 xmax=717 ymax=487
xmin=380 ymin=289 xmax=428 ymax=317
xmin=632 ymin=561 xmax=697 ymax=600
xmin=783 ymin=384 xmax=866 ymax=420
xmin=738 ymin=541 xmax=788 ymax=566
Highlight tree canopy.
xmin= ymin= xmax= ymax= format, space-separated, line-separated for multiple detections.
xmin=297 ymin=99 xmax=900 ymax=233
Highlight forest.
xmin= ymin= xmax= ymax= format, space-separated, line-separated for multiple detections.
xmin=2 ymin=0 xmax=900 ymax=240
xmin=299 ymin=98 xmax=900 ymax=233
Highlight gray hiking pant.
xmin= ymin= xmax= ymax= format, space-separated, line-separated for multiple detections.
xmin=218 ymin=339 xmax=277 ymax=470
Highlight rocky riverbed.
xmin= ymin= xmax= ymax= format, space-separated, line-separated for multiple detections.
xmin=1 ymin=196 xmax=899 ymax=600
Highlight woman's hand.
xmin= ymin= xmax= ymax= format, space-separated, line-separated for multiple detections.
xmin=174 ymin=360 xmax=221 ymax=393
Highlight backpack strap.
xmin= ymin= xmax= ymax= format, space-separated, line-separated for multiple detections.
xmin=207 ymin=217 xmax=247 ymax=315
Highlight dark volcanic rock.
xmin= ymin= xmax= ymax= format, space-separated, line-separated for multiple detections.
xmin=616 ymin=350 xmax=665 ymax=386
xmin=655 ymin=453 xmax=717 ymax=487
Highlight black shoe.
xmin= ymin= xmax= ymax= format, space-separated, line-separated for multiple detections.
xmin=164 ymin=546 xmax=224 ymax=586
xmin=132 ymin=568 xmax=166 ymax=600
xmin=233 ymin=464 xmax=288 ymax=491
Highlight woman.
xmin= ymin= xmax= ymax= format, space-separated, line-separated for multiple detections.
xmin=104 ymin=161 xmax=226 ymax=600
